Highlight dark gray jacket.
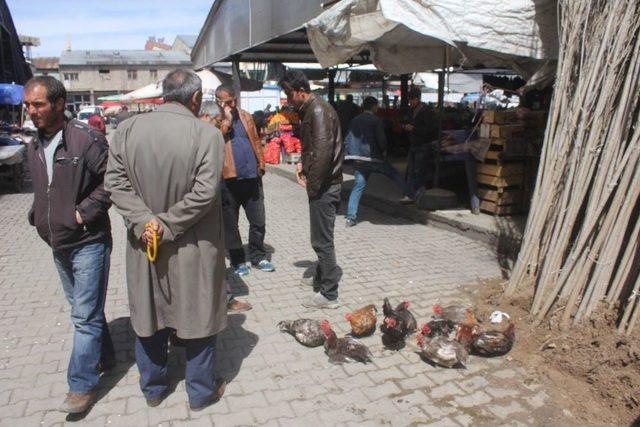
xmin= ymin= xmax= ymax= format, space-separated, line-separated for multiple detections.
xmin=27 ymin=119 xmax=111 ymax=249
xmin=344 ymin=111 xmax=387 ymax=162
xmin=299 ymin=94 xmax=344 ymax=199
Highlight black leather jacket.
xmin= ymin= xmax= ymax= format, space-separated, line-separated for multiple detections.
xmin=299 ymin=94 xmax=344 ymax=199
xmin=27 ymin=119 xmax=111 ymax=249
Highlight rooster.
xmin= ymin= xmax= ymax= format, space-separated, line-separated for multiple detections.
xmin=423 ymin=317 xmax=457 ymax=339
xmin=278 ymin=319 xmax=325 ymax=347
xmin=417 ymin=324 xmax=468 ymax=368
xmin=345 ymin=304 xmax=377 ymax=337
xmin=471 ymin=322 xmax=515 ymax=357
xmin=432 ymin=303 xmax=478 ymax=326
xmin=320 ymin=320 xmax=372 ymax=364
xmin=380 ymin=298 xmax=417 ymax=349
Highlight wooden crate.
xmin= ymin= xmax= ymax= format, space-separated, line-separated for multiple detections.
xmin=483 ymin=110 xmax=519 ymax=124
xmin=477 ymin=173 xmax=524 ymax=188
xmin=477 ymin=162 xmax=524 ymax=177
xmin=490 ymin=124 xmax=524 ymax=139
xmin=479 ymin=200 xmax=521 ymax=215
xmin=477 ymin=188 xmax=523 ymax=206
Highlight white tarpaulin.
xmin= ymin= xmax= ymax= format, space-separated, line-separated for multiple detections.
xmin=306 ymin=0 xmax=557 ymax=77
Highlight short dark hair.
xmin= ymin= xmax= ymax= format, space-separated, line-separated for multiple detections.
xmin=408 ymin=87 xmax=422 ymax=100
xmin=362 ymin=96 xmax=378 ymax=111
xmin=215 ymin=83 xmax=235 ymax=99
xmin=162 ymin=69 xmax=202 ymax=105
xmin=346 ymin=94 xmax=354 ymax=102
xmin=24 ymin=76 xmax=66 ymax=103
xmin=278 ymin=70 xmax=311 ymax=93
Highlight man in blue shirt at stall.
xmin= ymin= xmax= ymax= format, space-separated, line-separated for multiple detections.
xmin=215 ymin=84 xmax=275 ymax=276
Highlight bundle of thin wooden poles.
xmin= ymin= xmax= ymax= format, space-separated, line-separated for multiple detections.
xmin=506 ymin=0 xmax=640 ymax=335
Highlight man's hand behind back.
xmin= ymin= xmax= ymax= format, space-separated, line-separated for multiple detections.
xmin=142 ymin=218 xmax=164 ymax=245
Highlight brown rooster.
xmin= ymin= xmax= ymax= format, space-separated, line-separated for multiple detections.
xmin=432 ymin=303 xmax=478 ymax=326
xmin=471 ymin=322 xmax=515 ymax=357
xmin=345 ymin=304 xmax=377 ymax=336
xmin=320 ymin=320 xmax=373 ymax=364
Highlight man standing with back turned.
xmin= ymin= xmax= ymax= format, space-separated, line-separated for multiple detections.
xmin=278 ymin=70 xmax=344 ymax=309
xmin=105 ymin=69 xmax=227 ymax=411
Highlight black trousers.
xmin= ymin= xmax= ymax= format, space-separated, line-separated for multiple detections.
xmin=221 ymin=177 xmax=267 ymax=266
xmin=309 ymin=184 xmax=342 ymax=300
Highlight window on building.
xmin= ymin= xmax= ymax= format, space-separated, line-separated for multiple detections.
xmin=63 ymin=73 xmax=79 ymax=81
xmin=150 ymin=69 xmax=158 ymax=80
xmin=127 ymin=69 xmax=137 ymax=80
xmin=99 ymin=69 xmax=110 ymax=74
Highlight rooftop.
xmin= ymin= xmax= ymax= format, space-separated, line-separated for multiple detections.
xmin=59 ymin=50 xmax=192 ymax=66
xmin=175 ymin=35 xmax=198 ymax=48
xmin=32 ymin=57 xmax=59 ymax=69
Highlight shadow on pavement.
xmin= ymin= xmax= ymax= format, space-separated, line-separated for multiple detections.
xmin=214 ymin=313 xmax=259 ymax=383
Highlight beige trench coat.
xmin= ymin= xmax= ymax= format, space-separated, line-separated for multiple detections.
xmin=105 ymin=103 xmax=227 ymax=339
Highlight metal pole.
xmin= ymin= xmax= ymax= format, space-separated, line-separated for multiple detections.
xmin=231 ymin=56 xmax=242 ymax=108
xmin=328 ymin=69 xmax=336 ymax=104
xmin=400 ymin=74 xmax=409 ymax=109
xmin=433 ymin=47 xmax=447 ymax=188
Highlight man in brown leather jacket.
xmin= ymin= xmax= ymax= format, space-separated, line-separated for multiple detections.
xmin=214 ymin=84 xmax=274 ymax=277
xmin=278 ymin=70 xmax=344 ymax=309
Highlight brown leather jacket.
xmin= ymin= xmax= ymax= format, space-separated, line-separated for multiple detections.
xmin=219 ymin=108 xmax=265 ymax=179
xmin=299 ymin=93 xmax=344 ymax=198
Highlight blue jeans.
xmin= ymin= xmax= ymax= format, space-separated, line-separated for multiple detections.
xmin=53 ymin=239 xmax=114 ymax=392
xmin=135 ymin=329 xmax=218 ymax=407
xmin=347 ymin=160 xmax=410 ymax=220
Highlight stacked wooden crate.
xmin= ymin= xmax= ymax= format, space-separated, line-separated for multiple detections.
xmin=476 ymin=110 xmax=528 ymax=215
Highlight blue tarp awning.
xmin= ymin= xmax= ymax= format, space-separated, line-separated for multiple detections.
xmin=0 ymin=84 xmax=23 ymax=105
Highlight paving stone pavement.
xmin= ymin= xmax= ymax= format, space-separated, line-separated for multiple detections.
xmin=0 ymin=173 xmax=572 ymax=426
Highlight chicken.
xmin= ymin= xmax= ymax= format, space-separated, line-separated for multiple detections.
xmin=380 ymin=298 xmax=417 ymax=349
xmin=432 ymin=303 xmax=478 ymax=326
xmin=417 ymin=325 xmax=468 ymax=368
xmin=471 ymin=322 xmax=515 ymax=357
xmin=278 ymin=319 xmax=325 ymax=347
xmin=423 ymin=317 xmax=457 ymax=339
xmin=345 ymin=304 xmax=377 ymax=337
xmin=320 ymin=320 xmax=372 ymax=364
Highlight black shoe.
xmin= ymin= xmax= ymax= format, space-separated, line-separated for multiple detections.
xmin=146 ymin=392 xmax=166 ymax=408
xmin=345 ymin=218 xmax=357 ymax=228
xmin=189 ymin=378 xmax=226 ymax=412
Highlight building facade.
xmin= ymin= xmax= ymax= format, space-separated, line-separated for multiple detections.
xmin=59 ymin=50 xmax=192 ymax=111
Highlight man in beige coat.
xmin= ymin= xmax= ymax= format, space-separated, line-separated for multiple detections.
xmin=105 ymin=69 xmax=227 ymax=411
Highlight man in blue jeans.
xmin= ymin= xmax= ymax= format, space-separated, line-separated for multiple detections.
xmin=24 ymin=76 xmax=114 ymax=414
xmin=345 ymin=96 xmax=410 ymax=226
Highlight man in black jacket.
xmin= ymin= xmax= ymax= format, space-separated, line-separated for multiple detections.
xmin=402 ymin=87 xmax=439 ymax=199
xmin=279 ymin=70 xmax=343 ymax=309
xmin=24 ymin=76 xmax=114 ymax=414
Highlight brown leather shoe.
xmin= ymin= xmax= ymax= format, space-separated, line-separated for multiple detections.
xmin=190 ymin=378 xmax=226 ymax=412
xmin=227 ymin=299 xmax=252 ymax=312
xmin=59 ymin=391 xmax=96 ymax=413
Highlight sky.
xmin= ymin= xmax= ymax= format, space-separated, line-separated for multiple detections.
xmin=7 ymin=0 xmax=212 ymax=57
